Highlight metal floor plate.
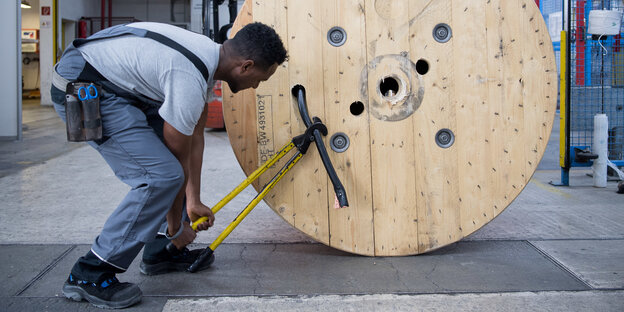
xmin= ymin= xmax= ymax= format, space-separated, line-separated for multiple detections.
xmin=13 ymin=241 xmax=588 ymax=298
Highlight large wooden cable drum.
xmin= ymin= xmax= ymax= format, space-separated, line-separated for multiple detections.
xmin=223 ymin=0 xmax=557 ymax=256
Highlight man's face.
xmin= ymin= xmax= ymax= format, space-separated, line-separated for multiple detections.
xmin=228 ymin=61 xmax=278 ymax=93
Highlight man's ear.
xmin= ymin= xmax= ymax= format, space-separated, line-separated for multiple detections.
xmin=240 ymin=60 xmax=255 ymax=74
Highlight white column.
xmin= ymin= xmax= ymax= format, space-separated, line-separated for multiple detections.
xmin=592 ymin=114 xmax=609 ymax=188
xmin=0 ymin=0 xmax=21 ymax=140
xmin=190 ymin=0 xmax=203 ymax=33
xmin=39 ymin=0 xmax=55 ymax=106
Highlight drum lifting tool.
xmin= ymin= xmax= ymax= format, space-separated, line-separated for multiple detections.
xmin=175 ymin=85 xmax=349 ymax=272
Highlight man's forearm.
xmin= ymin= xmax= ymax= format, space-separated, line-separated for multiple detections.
xmin=186 ymin=105 xmax=208 ymax=205
xmin=186 ymin=130 xmax=205 ymax=205
xmin=163 ymin=122 xmax=192 ymax=235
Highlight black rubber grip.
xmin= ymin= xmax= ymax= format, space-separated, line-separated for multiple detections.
xmin=188 ymin=247 xmax=214 ymax=273
xmin=292 ymin=85 xmax=349 ymax=208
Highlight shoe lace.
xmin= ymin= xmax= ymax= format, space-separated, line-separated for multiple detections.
xmin=99 ymin=276 xmax=119 ymax=289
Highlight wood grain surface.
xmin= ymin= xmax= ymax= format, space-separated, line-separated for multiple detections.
xmin=222 ymin=0 xmax=557 ymax=256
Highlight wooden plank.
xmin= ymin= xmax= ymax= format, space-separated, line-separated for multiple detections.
xmin=521 ymin=1 xmax=558 ymax=183
xmin=365 ymin=0 xmax=418 ymax=256
xmin=409 ymin=0 xmax=461 ymax=252
xmin=485 ymin=0 xmax=507 ymax=220
xmin=321 ymin=0 xmax=375 ymax=255
xmin=222 ymin=0 xmax=257 ymax=179
xmin=251 ymin=0 xmax=295 ymax=223
xmin=452 ymin=0 xmax=492 ymax=236
xmin=498 ymin=0 xmax=528 ymax=209
xmin=285 ymin=0 xmax=330 ymax=243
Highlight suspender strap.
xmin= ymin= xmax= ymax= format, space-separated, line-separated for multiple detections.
xmin=72 ymin=26 xmax=210 ymax=82
xmin=143 ymin=31 xmax=210 ymax=82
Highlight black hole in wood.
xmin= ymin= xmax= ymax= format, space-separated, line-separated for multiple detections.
xmin=416 ymin=59 xmax=429 ymax=75
xmin=379 ymin=77 xmax=399 ymax=97
xmin=350 ymin=101 xmax=365 ymax=116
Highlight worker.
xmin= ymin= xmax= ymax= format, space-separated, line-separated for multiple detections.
xmin=50 ymin=21 xmax=287 ymax=309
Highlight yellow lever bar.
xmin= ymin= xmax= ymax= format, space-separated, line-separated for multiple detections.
xmin=191 ymin=141 xmax=295 ymax=230
xmin=208 ymin=151 xmax=303 ymax=250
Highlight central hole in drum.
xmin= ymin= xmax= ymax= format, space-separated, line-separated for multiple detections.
xmin=379 ymin=77 xmax=400 ymax=98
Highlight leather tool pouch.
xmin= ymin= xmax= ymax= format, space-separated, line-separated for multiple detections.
xmin=65 ymin=82 xmax=102 ymax=142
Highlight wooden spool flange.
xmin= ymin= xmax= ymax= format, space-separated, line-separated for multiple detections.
xmin=223 ymin=0 xmax=557 ymax=256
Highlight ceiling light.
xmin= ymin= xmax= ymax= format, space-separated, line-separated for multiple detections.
xmin=21 ymin=1 xmax=32 ymax=9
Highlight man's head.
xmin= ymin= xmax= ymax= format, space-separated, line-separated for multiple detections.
xmin=219 ymin=22 xmax=287 ymax=93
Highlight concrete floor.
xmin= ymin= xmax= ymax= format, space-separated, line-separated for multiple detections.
xmin=0 ymin=99 xmax=82 ymax=178
xmin=0 ymin=102 xmax=623 ymax=311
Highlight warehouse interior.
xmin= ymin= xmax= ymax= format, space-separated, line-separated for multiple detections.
xmin=0 ymin=0 xmax=623 ymax=310
xmin=2 ymin=0 xmax=239 ymax=141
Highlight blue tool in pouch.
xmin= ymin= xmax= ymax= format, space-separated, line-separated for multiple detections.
xmin=77 ymin=84 xmax=98 ymax=101
xmin=65 ymin=82 xmax=102 ymax=142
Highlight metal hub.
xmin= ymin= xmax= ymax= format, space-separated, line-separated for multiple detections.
xmin=435 ymin=129 xmax=455 ymax=148
xmin=433 ymin=23 xmax=452 ymax=43
xmin=327 ymin=27 xmax=347 ymax=47
xmin=330 ymin=132 xmax=350 ymax=153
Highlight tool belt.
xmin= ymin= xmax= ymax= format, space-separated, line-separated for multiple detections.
xmin=65 ymin=82 xmax=103 ymax=142
xmin=55 ymin=24 xmax=211 ymax=142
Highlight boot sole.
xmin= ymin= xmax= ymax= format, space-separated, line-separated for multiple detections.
xmin=140 ymin=253 xmax=215 ymax=275
xmin=62 ymin=284 xmax=142 ymax=309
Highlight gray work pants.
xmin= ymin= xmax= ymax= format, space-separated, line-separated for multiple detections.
xmin=51 ymin=82 xmax=184 ymax=271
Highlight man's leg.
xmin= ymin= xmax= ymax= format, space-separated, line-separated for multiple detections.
xmin=138 ymin=106 xmax=215 ymax=275
xmin=52 ymin=85 xmax=183 ymax=308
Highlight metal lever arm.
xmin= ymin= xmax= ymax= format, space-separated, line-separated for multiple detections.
xmin=292 ymin=85 xmax=349 ymax=208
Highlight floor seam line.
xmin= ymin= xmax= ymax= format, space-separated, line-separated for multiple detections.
xmin=13 ymin=244 xmax=77 ymax=297
xmin=466 ymin=237 xmax=624 ymax=242
xmin=10 ymin=289 xmax=624 ymax=300
xmin=525 ymin=240 xmax=593 ymax=290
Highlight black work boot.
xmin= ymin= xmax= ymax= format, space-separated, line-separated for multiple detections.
xmin=140 ymin=245 xmax=215 ymax=275
xmin=62 ymin=274 xmax=142 ymax=309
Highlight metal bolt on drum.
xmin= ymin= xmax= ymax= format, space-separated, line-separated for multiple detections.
xmin=435 ymin=129 xmax=455 ymax=148
xmin=327 ymin=27 xmax=347 ymax=47
xmin=330 ymin=132 xmax=350 ymax=153
xmin=433 ymin=23 xmax=452 ymax=43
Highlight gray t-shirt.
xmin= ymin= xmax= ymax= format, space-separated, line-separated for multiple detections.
xmin=78 ymin=22 xmax=220 ymax=136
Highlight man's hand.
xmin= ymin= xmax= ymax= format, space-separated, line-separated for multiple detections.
xmin=170 ymin=221 xmax=196 ymax=249
xmin=187 ymin=201 xmax=215 ymax=231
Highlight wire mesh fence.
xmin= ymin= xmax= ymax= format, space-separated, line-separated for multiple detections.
xmin=569 ymin=0 xmax=624 ymax=165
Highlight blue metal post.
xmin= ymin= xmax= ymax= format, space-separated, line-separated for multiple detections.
xmin=561 ymin=167 xmax=570 ymax=185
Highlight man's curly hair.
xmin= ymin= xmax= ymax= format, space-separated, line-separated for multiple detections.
xmin=229 ymin=22 xmax=288 ymax=69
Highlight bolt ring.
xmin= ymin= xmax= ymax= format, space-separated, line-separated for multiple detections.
xmin=435 ymin=129 xmax=455 ymax=148
xmin=433 ymin=23 xmax=452 ymax=43
xmin=330 ymin=132 xmax=350 ymax=153
xmin=327 ymin=26 xmax=347 ymax=47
